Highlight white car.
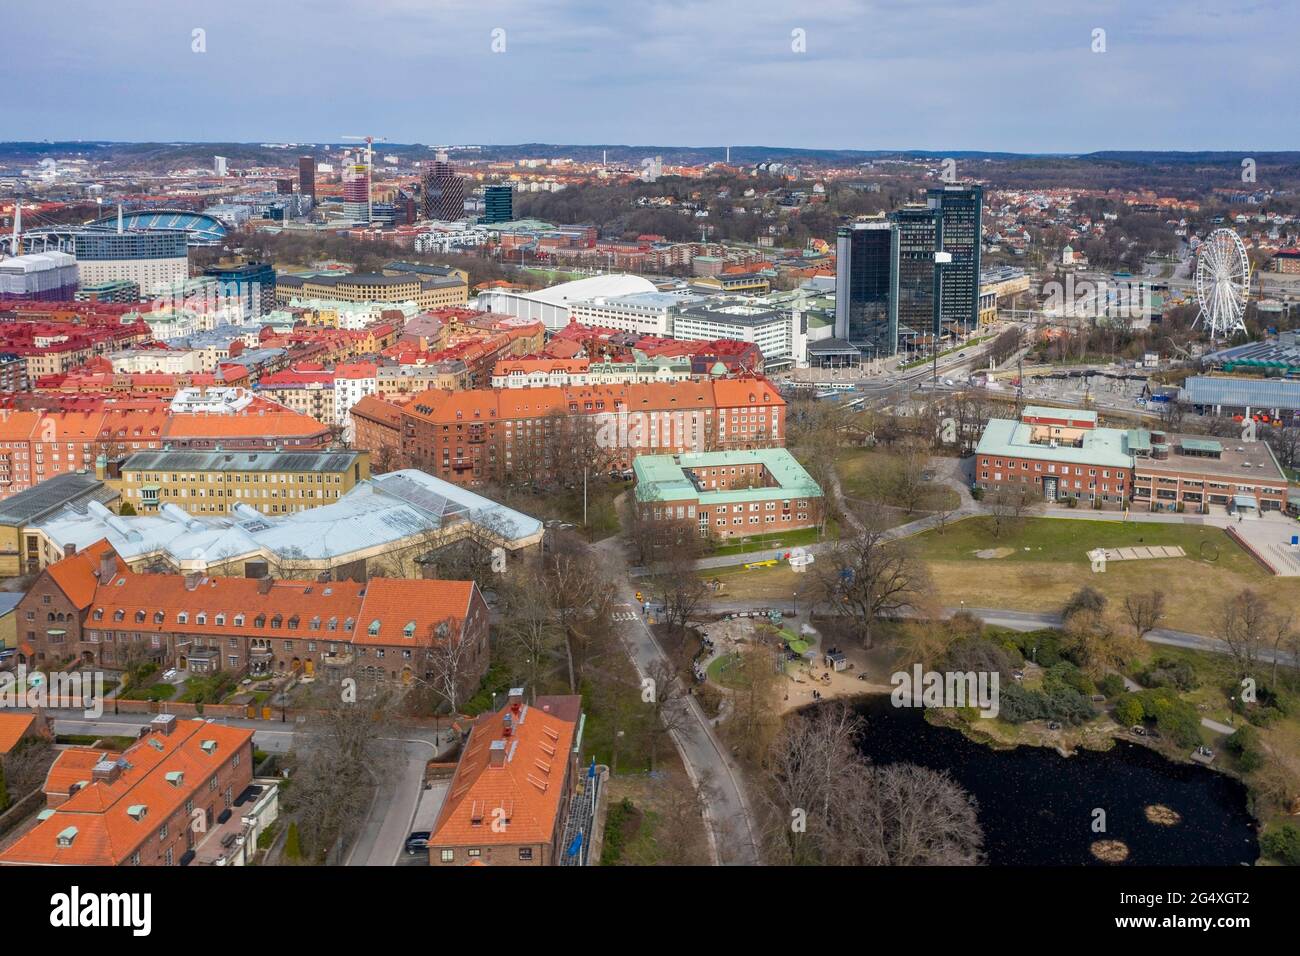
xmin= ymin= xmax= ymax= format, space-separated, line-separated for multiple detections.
xmin=162 ymin=669 xmax=178 ymax=681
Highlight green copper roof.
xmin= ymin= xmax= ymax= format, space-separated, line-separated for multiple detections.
xmin=633 ymin=448 xmax=823 ymax=505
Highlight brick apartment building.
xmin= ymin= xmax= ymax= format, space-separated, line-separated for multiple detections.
xmin=427 ymin=690 xmax=582 ymax=866
xmin=974 ymin=405 xmax=1288 ymax=513
xmin=0 ymin=715 xmax=255 ymax=867
xmin=633 ymin=448 xmax=824 ymax=539
xmin=399 ymin=377 xmax=787 ymax=488
xmin=16 ymin=544 xmax=491 ymax=688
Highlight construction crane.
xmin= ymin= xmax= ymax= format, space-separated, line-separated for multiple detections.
xmin=342 ymin=134 xmax=387 ymax=222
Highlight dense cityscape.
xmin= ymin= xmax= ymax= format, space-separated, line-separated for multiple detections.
xmin=1 ymin=0 xmax=1296 ymax=937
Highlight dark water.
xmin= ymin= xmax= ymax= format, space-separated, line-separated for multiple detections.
xmin=850 ymin=696 xmax=1258 ymax=866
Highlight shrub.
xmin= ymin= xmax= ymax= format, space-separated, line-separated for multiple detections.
xmin=1114 ymin=694 xmax=1145 ymax=726
xmin=284 ymin=821 xmax=302 ymax=861
xmin=1098 ymin=674 xmax=1126 ymax=698
xmin=1259 ymin=824 xmax=1300 ymax=866
xmin=1139 ymin=657 xmax=1199 ymax=692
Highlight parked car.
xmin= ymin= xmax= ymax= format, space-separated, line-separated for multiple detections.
xmin=405 ymin=831 xmax=431 ymax=855
xmin=1130 ymin=725 xmax=1147 ymax=736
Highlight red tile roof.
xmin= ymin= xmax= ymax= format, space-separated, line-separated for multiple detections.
xmin=430 ymin=695 xmax=580 ymax=850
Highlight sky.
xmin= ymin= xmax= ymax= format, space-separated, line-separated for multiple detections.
xmin=4 ymin=0 xmax=1295 ymax=152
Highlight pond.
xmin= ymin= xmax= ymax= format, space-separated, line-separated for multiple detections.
xmin=849 ymin=695 xmax=1258 ymax=866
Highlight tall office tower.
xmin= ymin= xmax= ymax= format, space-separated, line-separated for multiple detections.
xmin=343 ymin=162 xmax=371 ymax=220
xmin=927 ymin=184 xmax=983 ymax=335
xmin=834 ymin=218 xmax=899 ymax=361
xmin=889 ymin=204 xmax=942 ymax=352
xmin=482 ymin=184 xmax=514 ymax=224
xmin=298 ymin=156 xmax=316 ymax=198
xmin=213 ymin=155 xmax=227 ymax=176
xmin=421 ymin=154 xmax=468 ymax=221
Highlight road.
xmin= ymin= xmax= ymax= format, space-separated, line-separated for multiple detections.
xmin=594 ymin=534 xmax=762 ymax=866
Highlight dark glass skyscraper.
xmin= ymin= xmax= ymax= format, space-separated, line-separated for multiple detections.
xmin=927 ymin=184 xmax=983 ymax=335
xmin=834 ymin=219 xmax=898 ymax=360
xmin=421 ymin=156 xmax=468 ymax=221
xmin=298 ymin=156 xmax=316 ymax=199
xmin=482 ymin=184 xmax=514 ymax=224
xmin=889 ymin=204 xmax=941 ymax=352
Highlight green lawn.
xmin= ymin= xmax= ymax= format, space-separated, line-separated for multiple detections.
xmin=120 ymin=682 xmax=177 ymax=702
xmin=912 ymin=516 xmax=1259 ymax=573
xmin=707 ymin=526 xmax=825 ymax=558
xmin=835 ymin=447 xmax=960 ymax=513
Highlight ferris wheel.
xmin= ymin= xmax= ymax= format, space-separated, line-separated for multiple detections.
xmin=1194 ymin=227 xmax=1250 ymax=338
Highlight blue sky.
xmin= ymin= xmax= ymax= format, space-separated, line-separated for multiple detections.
xmin=5 ymin=0 xmax=1293 ymax=151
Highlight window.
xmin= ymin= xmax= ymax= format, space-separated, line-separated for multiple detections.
xmin=518 ymin=847 xmax=533 ymax=861
xmin=440 ymin=849 xmax=454 ymax=863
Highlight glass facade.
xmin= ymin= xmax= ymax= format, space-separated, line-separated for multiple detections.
xmin=889 ymin=205 xmax=941 ymax=352
xmin=72 ymin=230 xmax=188 ymax=261
xmin=927 ymin=184 xmax=983 ymax=335
xmin=835 ymin=221 xmax=898 ymax=360
xmin=483 ymin=185 xmax=514 ymax=224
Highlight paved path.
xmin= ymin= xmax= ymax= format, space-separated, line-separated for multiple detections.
xmin=593 ymin=536 xmax=762 ymax=866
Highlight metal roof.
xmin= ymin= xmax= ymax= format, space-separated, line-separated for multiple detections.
xmin=1180 ymin=376 xmax=1300 ymax=411
xmin=634 ymin=448 xmax=823 ymax=505
xmin=121 ymin=450 xmax=362 ymax=475
xmin=32 ymin=469 xmax=542 ymax=570
xmin=0 ymin=472 xmax=117 ymax=527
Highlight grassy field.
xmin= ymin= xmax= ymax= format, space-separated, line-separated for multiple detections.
xmin=697 ymin=562 xmax=816 ymax=603
xmin=912 ymin=516 xmax=1300 ymax=633
xmin=835 ymin=447 xmax=961 ymax=514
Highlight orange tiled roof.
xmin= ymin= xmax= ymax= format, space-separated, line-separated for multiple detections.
xmin=0 ymin=713 xmax=37 ymax=755
xmin=84 ymin=571 xmax=473 ymax=648
xmin=46 ymin=539 xmax=122 ymax=611
xmin=0 ymin=719 xmax=253 ymax=866
xmin=164 ymin=410 xmax=330 ymax=440
xmin=430 ymin=696 xmax=580 ymax=849
xmin=44 ymin=747 xmax=119 ymax=798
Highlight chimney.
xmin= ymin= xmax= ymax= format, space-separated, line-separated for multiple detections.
xmin=488 ymin=739 xmax=507 ymax=768
xmin=91 ymin=758 xmax=122 ymax=785
xmin=64 ymin=543 xmax=77 ymax=559
xmin=507 ymin=686 xmax=524 ymax=709
xmin=258 ymin=577 xmax=274 ymax=595
xmin=503 ymin=712 xmax=514 ymax=737
xmin=184 ymin=571 xmax=203 ymax=591
xmin=150 ymin=713 xmax=177 ymax=736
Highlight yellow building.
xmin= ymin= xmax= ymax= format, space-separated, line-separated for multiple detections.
xmin=276 ymin=271 xmax=468 ymax=310
xmin=0 ymin=472 xmax=121 ymax=577
xmin=110 ymin=449 xmax=371 ymax=517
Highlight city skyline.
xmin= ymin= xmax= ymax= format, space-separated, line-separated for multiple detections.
xmin=6 ymin=0 xmax=1295 ymax=151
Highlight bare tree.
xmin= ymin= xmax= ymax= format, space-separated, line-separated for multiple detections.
xmin=642 ymin=657 xmax=693 ymax=772
xmin=986 ymin=482 xmax=1039 ymax=539
xmin=889 ymin=440 xmax=929 ymax=515
xmin=421 ymin=616 xmax=478 ymax=715
xmin=1122 ymin=590 xmax=1166 ymax=641
xmin=763 ymin=703 xmax=983 ymax=866
xmin=812 ymin=529 xmax=930 ymax=648
xmin=1215 ymin=588 xmax=1273 ymax=678
xmin=496 ymin=567 xmax=564 ymax=700
xmin=285 ymin=682 xmax=402 ymax=863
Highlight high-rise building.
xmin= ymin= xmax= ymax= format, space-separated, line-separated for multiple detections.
xmin=203 ymin=261 xmax=276 ymax=316
xmin=421 ymin=155 xmax=468 ymax=222
xmin=298 ymin=155 xmax=316 ymax=199
xmin=927 ymin=184 xmax=983 ymax=335
xmin=343 ymin=162 xmax=372 ymax=221
xmin=834 ymin=219 xmax=898 ymax=360
xmin=889 ymin=204 xmax=941 ymax=352
xmin=213 ymin=155 xmax=227 ymax=176
xmin=482 ymin=184 xmax=514 ymax=224
xmin=72 ymin=229 xmax=189 ymax=295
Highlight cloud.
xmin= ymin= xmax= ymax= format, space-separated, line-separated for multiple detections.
xmin=3 ymin=0 xmax=1293 ymax=150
